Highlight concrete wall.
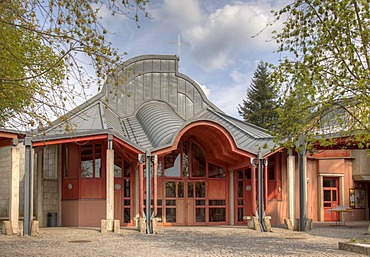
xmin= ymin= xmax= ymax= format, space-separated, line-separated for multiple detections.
xmin=0 ymin=146 xmax=11 ymax=217
xmin=0 ymin=143 xmax=25 ymax=218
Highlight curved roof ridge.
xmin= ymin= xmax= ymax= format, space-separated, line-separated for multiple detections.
xmin=135 ymin=100 xmax=185 ymax=148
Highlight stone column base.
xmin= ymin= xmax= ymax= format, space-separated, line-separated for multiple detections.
xmin=31 ymin=221 xmax=39 ymax=237
xmin=138 ymin=218 xmax=146 ymax=234
xmin=101 ymin=219 xmax=120 ymax=233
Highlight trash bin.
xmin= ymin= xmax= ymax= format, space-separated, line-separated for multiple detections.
xmin=47 ymin=212 xmax=57 ymax=227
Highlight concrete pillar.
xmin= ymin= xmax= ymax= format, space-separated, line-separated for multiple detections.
xmin=340 ymin=176 xmax=345 ymax=206
xmin=9 ymin=146 xmax=20 ymax=234
xmin=229 ymin=170 xmax=234 ymax=225
xmin=106 ymin=149 xmax=114 ymax=231
xmin=318 ymin=175 xmax=324 ymax=221
xmin=36 ymin=150 xmax=43 ymax=227
xmin=287 ymin=155 xmax=295 ymax=225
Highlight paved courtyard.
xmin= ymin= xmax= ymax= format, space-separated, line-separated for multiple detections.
xmin=1 ymin=222 xmax=370 ymax=256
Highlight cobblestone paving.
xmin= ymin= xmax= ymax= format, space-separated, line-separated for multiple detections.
xmin=1 ymin=222 xmax=369 ymax=256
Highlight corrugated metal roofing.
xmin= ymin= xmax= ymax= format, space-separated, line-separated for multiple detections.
xmin=136 ymin=101 xmax=184 ymax=148
xmin=33 ymin=55 xmax=275 ymax=157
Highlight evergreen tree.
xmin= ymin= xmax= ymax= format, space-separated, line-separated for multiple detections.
xmin=238 ymin=62 xmax=278 ymax=130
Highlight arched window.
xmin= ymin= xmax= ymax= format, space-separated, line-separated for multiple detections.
xmin=191 ymin=142 xmax=206 ymax=177
xmin=164 ymin=149 xmax=181 ymax=177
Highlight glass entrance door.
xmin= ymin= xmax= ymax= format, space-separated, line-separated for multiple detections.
xmin=164 ymin=180 xmax=206 ymax=225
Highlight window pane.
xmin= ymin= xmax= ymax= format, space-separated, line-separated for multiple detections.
xmin=157 ymin=161 xmax=163 ymax=177
xmin=238 ymin=199 xmax=243 ymax=206
xmin=63 ymin=145 xmax=69 ymax=177
xmin=94 ymin=144 xmax=101 ymax=177
xmin=245 ymin=168 xmax=251 ymax=179
xmin=188 ymin=182 xmax=194 ymax=198
xmin=209 ymin=200 xmax=225 ymax=206
xmin=124 ymin=179 xmax=130 ymax=197
xmin=208 ymin=163 xmax=225 ymax=178
xmin=164 ymin=150 xmax=181 ymax=177
xmin=196 ymin=181 xmax=206 ymax=198
xmin=237 ymin=170 xmax=243 ymax=179
xmin=123 ymin=208 xmax=130 ymax=223
xmin=209 ymin=208 xmax=226 ymax=222
xmin=166 ymin=208 xmax=176 ymax=222
xmin=182 ymin=142 xmax=189 ymax=177
xmin=238 ymin=208 xmax=244 ymax=222
xmin=178 ymin=182 xmax=184 ymax=198
xmin=323 ymin=179 xmax=337 ymax=187
xmin=324 ymin=190 xmax=331 ymax=201
xmin=238 ymin=181 xmax=243 ymax=198
xmin=114 ymin=156 xmax=122 ymax=178
xmin=95 ymin=158 xmax=101 ymax=177
xmin=196 ymin=200 xmax=205 ymax=206
xmin=166 ymin=200 xmax=176 ymax=206
xmin=81 ymin=145 xmax=93 ymax=177
xmin=124 ymin=160 xmax=131 ymax=177
xmin=166 ymin=182 xmax=176 ymax=197
xmin=196 ymin=208 xmax=205 ymax=222
xmin=156 ymin=208 xmax=162 ymax=218
xmin=81 ymin=160 xmax=93 ymax=177
xmin=332 ymin=190 xmax=337 ymax=201
xmin=192 ymin=143 xmax=206 ymax=177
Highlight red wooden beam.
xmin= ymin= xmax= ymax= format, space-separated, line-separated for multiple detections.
xmin=32 ymin=134 xmax=108 ymax=147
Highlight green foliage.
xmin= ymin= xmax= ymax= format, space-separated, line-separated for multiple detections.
xmin=270 ymin=0 xmax=370 ymax=149
xmin=238 ymin=61 xmax=279 ymax=130
xmin=0 ymin=0 xmax=148 ymax=129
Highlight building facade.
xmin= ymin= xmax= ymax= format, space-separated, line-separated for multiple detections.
xmin=0 ymin=55 xmax=369 ymax=233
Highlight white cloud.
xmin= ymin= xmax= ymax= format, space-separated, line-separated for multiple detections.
xmin=182 ymin=2 xmax=278 ymax=70
xmin=153 ymin=0 xmax=202 ymax=29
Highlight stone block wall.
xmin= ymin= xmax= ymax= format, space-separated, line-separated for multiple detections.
xmin=42 ymin=145 xmax=59 ymax=227
xmin=0 ymin=146 xmax=11 ymax=217
xmin=42 ymin=180 xmax=58 ymax=227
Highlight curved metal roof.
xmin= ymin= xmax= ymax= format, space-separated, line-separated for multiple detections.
xmin=33 ymin=55 xmax=276 ymax=157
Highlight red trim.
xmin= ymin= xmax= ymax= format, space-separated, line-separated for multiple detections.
xmin=33 ymin=134 xmax=108 ymax=147
xmin=0 ymin=132 xmax=18 ymax=139
xmin=113 ymin=137 xmax=143 ymax=154
xmin=153 ymin=121 xmax=256 ymax=158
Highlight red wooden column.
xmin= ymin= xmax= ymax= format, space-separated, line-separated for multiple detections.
xmin=251 ymin=164 xmax=257 ymax=215
xmin=139 ymin=163 xmax=144 ymax=217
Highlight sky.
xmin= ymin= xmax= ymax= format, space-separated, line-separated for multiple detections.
xmin=94 ymin=0 xmax=287 ymax=119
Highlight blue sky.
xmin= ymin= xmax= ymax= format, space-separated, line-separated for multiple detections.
xmin=94 ymin=0 xmax=287 ymax=118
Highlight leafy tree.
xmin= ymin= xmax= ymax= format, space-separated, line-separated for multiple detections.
xmin=238 ymin=61 xmax=279 ymax=130
xmin=270 ymin=0 xmax=370 ymax=149
xmin=0 ymin=0 xmax=148 ymax=129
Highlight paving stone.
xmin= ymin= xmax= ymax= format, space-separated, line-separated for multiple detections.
xmin=0 ymin=221 xmax=369 ymax=256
